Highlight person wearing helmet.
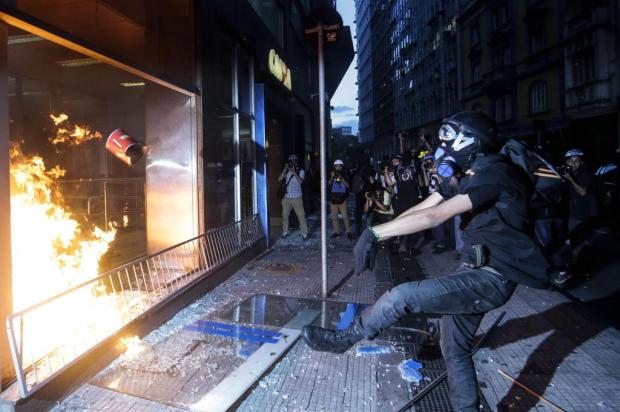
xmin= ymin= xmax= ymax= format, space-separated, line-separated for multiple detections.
xmin=303 ymin=111 xmax=550 ymax=412
xmin=278 ymin=154 xmax=309 ymax=239
xmin=328 ymin=159 xmax=353 ymax=240
xmin=553 ymin=149 xmax=600 ymax=285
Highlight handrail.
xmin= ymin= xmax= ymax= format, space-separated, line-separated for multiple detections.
xmin=6 ymin=214 xmax=265 ymax=397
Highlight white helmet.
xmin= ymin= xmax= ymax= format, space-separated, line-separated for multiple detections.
xmin=333 ymin=159 xmax=344 ymax=166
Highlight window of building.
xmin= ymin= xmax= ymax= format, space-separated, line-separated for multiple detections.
xmin=571 ymin=47 xmax=596 ymax=85
xmin=470 ymin=24 xmax=480 ymax=47
xmin=471 ymin=61 xmax=481 ymax=83
xmin=529 ymin=80 xmax=548 ymax=114
xmin=495 ymin=94 xmax=512 ymax=121
xmin=491 ymin=5 xmax=508 ymax=30
xmin=529 ymin=29 xmax=545 ymax=55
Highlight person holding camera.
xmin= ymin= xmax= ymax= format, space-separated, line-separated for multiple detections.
xmin=364 ymin=182 xmax=394 ymax=227
xmin=329 ymin=159 xmax=353 ymax=239
xmin=278 ymin=154 xmax=309 ymax=240
xmin=554 ymin=149 xmax=600 ymax=284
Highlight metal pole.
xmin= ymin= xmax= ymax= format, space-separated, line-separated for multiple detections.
xmin=317 ymin=24 xmax=328 ymax=300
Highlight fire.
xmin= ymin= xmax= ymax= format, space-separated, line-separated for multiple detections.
xmin=9 ymin=142 xmax=116 ymax=311
xmin=48 ymin=113 xmax=103 ymax=146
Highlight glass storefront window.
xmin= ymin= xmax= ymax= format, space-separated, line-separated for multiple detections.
xmin=203 ymin=104 xmax=235 ymax=227
xmin=13 ymin=0 xmax=196 ymax=87
xmin=238 ymin=48 xmax=252 ymax=116
xmin=6 ymin=25 xmax=199 ymax=310
xmin=239 ymin=114 xmax=254 ymax=218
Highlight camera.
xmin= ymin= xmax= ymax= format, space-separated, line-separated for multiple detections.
xmin=556 ymin=165 xmax=571 ymax=176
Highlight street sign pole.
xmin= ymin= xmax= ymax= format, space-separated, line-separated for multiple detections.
xmin=305 ymin=22 xmax=340 ymax=300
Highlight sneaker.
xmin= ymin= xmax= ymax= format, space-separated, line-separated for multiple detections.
xmin=346 ymin=233 xmax=354 ymax=240
xmin=554 ymin=271 xmax=573 ymax=285
xmin=302 ymin=321 xmax=365 ymax=354
xmin=302 ymin=234 xmax=309 ymax=240
xmin=330 ymin=232 xmax=340 ymax=238
xmin=432 ymin=245 xmax=447 ymax=254
xmin=281 ymin=231 xmax=289 ymax=239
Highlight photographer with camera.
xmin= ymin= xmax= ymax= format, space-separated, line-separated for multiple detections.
xmin=328 ymin=159 xmax=353 ymax=239
xmin=554 ymin=149 xmax=600 ymax=284
xmin=364 ymin=181 xmax=394 ymax=227
xmin=278 ymin=154 xmax=309 ymax=240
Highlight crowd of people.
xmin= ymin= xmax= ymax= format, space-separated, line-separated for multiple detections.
xmin=300 ymin=111 xmax=619 ymax=412
xmin=279 ymin=125 xmax=619 ymax=286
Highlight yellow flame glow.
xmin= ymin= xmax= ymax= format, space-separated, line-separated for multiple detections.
xmin=48 ymin=113 xmax=103 ymax=146
xmin=9 ymin=142 xmax=117 ymax=311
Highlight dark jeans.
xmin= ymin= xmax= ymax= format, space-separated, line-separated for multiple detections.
xmin=359 ymin=267 xmax=516 ymax=412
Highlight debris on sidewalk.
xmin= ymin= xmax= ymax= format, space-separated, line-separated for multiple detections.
xmin=399 ymin=359 xmax=424 ymax=384
xmin=355 ymin=345 xmax=393 ymax=356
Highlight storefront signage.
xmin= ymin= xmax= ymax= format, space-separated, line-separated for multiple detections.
xmin=268 ymin=49 xmax=292 ymax=91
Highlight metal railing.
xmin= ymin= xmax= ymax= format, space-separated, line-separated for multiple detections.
xmin=6 ymin=214 xmax=264 ymax=398
xmin=55 ymin=178 xmax=145 ymax=230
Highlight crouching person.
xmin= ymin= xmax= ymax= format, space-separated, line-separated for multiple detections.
xmin=302 ymin=111 xmax=550 ymax=412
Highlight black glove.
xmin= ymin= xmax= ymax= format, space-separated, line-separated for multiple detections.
xmin=353 ymin=228 xmax=379 ymax=275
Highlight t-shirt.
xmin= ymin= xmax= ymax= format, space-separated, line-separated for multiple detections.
xmin=438 ymin=154 xmax=550 ymax=289
xmin=285 ymin=169 xmax=305 ymax=198
xmin=568 ymin=169 xmax=599 ymax=221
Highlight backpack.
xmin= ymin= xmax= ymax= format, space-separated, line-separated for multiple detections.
xmin=329 ymin=179 xmax=349 ymax=204
xmin=500 ymin=139 xmax=564 ymax=204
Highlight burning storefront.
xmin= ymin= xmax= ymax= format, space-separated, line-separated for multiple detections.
xmin=0 ymin=0 xmax=352 ymax=405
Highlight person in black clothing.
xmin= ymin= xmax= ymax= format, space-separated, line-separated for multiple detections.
xmin=352 ymin=163 xmax=374 ymax=235
xmin=554 ymin=149 xmax=600 ymax=284
xmin=391 ymin=153 xmax=422 ymax=253
xmin=303 ymin=111 xmax=550 ymax=412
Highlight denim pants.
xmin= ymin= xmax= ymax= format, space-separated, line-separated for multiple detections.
xmin=359 ymin=267 xmax=516 ymax=412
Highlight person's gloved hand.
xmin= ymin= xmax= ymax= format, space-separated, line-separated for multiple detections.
xmin=354 ymin=227 xmax=379 ymax=275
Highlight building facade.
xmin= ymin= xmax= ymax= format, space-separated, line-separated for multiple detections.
xmin=393 ymin=0 xmax=460 ymax=150
xmin=355 ymin=0 xmax=374 ymax=144
xmin=355 ymin=0 xmax=461 ymax=161
xmin=0 ymin=0 xmax=352 ymax=388
xmin=458 ymin=0 xmax=620 ymax=163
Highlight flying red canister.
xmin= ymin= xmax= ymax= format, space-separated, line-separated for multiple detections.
xmin=105 ymin=129 xmax=148 ymax=166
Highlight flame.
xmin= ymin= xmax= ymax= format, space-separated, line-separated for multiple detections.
xmin=9 ymin=142 xmax=116 ymax=311
xmin=48 ymin=113 xmax=103 ymax=146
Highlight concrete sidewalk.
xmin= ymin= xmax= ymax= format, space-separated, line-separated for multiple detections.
xmin=394 ymin=243 xmax=620 ymax=412
xmin=52 ymin=227 xmax=449 ymax=412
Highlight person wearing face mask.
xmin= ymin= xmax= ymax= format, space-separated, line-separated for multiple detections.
xmin=302 ymin=111 xmax=551 ymax=412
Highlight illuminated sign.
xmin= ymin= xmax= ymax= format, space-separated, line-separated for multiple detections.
xmin=268 ymin=49 xmax=292 ymax=91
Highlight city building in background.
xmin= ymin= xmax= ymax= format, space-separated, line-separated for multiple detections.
xmin=457 ymin=0 xmax=620 ymax=162
xmin=356 ymin=0 xmax=620 ymax=163
xmin=355 ymin=0 xmax=374 ymax=144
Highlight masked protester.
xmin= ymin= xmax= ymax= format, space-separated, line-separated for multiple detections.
xmin=302 ymin=111 xmax=550 ymax=412
xmin=278 ymin=154 xmax=309 ymax=240
xmin=328 ymin=159 xmax=353 ymax=240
